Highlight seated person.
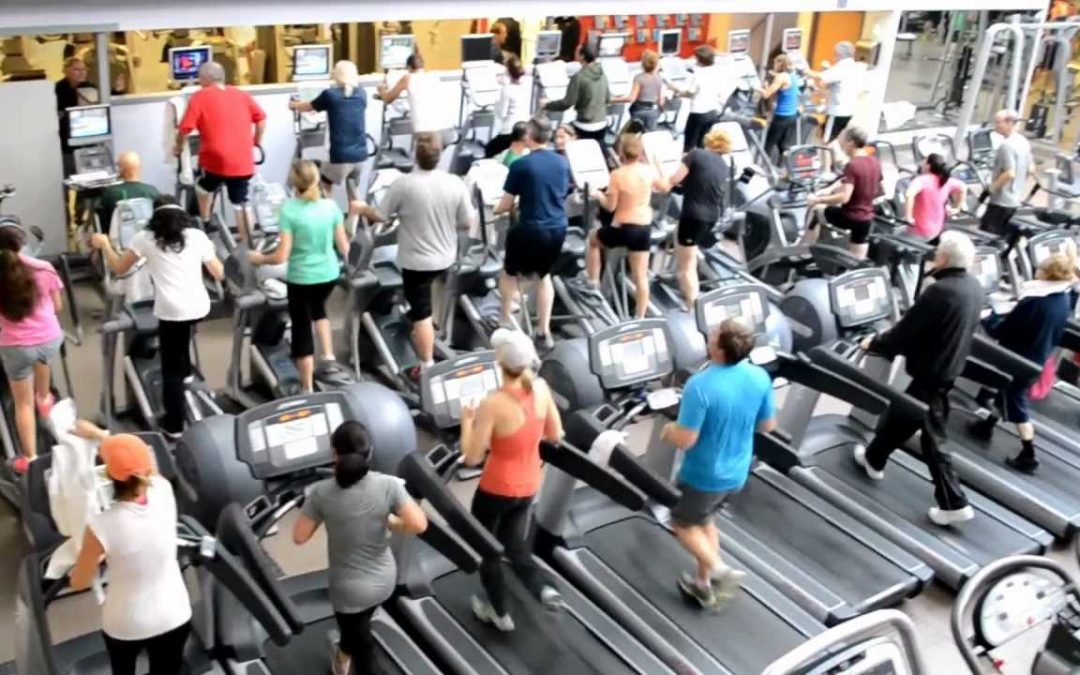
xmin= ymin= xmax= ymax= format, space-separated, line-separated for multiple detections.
xmin=96 ymin=151 xmax=160 ymax=231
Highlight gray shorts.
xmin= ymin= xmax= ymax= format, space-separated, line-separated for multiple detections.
xmin=671 ymin=482 xmax=731 ymax=526
xmin=0 ymin=337 xmax=63 ymax=381
xmin=321 ymin=162 xmax=362 ymax=186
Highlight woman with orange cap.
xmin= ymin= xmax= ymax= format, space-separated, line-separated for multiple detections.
xmin=70 ymin=424 xmax=191 ymax=675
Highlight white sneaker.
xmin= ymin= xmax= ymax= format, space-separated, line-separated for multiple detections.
xmin=711 ymin=568 xmax=747 ymax=599
xmin=539 ymin=585 xmax=564 ymax=610
xmin=853 ymin=444 xmax=884 ymax=481
xmin=471 ymin=594 xmax=515 ymax=631
xmin=928 ymin=505 xmax=975 ymax=526
xmin=327 ymin=629 xmax=350 ymax=675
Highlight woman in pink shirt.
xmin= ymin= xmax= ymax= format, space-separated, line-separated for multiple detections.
xmin=904 ymin=153 xmax=966 ymax=241
xmin=0 ymin=226 xmax=65 ymax=472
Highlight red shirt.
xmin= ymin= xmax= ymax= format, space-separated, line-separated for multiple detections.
xmin=477 ymin=388 xmax=546 ymax=498
xmin=841 ymin=154 xmax=883 ymax=222
xmin=179 ymin=86 xmax=266 ymax=177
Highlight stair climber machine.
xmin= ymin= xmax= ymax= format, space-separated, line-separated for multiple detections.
xmin=450 ymin=34 xmax=500 ymax=176
xmin=375 ymin=34 xmax=418 ymax=174
xmin=536 ymin=318 xmax=827 ymax=673
xmin=775 ymin=267 xmax=1053 ymax=588
xmin=288 ymin=43 xmax=332 ymax=162
xmin=531 ymin=31 xmax=569 ymax=124
xmin=397 ymin=348 xmax=678 ymax=675
xmin=170 ymin=382 xmax=452 ymax=674
xmin=656 ymin=29 xmax=690 ymax=133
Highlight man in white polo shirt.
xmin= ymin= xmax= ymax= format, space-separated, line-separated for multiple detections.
xmin=810 ymin=41 xmax=861 ymax=143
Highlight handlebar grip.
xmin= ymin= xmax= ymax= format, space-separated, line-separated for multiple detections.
xmin=101 ymin=315 xmax=134 ymax=334
xmin=254 ymin=145 xmax=266 ymax=165
xmin=236 ymin=292 xmax=266 ymax=311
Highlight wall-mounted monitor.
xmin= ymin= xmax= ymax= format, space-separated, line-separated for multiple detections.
xmin=461 ymin=34 xmax=495 ymax=65
xmin=659 ymin=29 xmax=682 ymax=57
xmin=597 ymin=33 xmax=628 ymax=59
xmin=782 ymin=28 xmax=804 ymax=52
xmin=380 ymin=34 xmax=415 ymax=70
xmin=536 ymin=31 xmax=562 ymax=60
xmin=292 ymin=44 xmax=331 ymax=80
xmin=67 ymin=105 xmax=111 ymax=147
xmin=728 ymin=29 xmax=751 ymax=55
xmin=169 ymin=46 xmax=211 ymax=83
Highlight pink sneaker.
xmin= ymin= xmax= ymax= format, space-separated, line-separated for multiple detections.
xmin=9 ymin=456 xmax=30 ymax=474
xmin=35 ymin=393 xmax=55 ymax=419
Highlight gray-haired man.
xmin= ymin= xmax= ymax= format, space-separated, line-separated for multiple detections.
xmin=811 ymin=41 xmax=860 ymax=142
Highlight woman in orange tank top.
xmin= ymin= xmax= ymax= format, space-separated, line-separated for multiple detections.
xmin=459 ymin=329 xmax=564 ymax=631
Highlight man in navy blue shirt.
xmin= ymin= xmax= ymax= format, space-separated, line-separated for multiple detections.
xmin=290 ymin=60 xmax=367 ymax=201
xmin=662 ymin=320 xmax=776 ymax=608
xmin=494 ymin=116 xmax=571 ymax=349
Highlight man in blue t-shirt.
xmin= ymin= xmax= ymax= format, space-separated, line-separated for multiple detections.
xmin=494 ymin=116 xmax=571 ymax=350
xmin=289 ymin=60 xmax=368 ymax=200
xmin=662 ymin=319 xmax=776 ymax=608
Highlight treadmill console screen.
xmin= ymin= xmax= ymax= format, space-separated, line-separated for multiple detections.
xmin=970 ymin=129 xmax=995 ymax=157
xmin=659 ymin=30 xmax=681 ymax=57
xmin=728 ymin=29 xmax=751 ymax=55
xmin=598 ymin=34 xmax=628 ymax=58
xmin=421 ymin=352 xmax=502 ymax=429
xmin=830 ymin=270 xmax=892 ymax=329
xmin=380 ymin=35 xmax=415 ymax=71
xmin=536 ymin=31 xmax=562 ymax=60
xmin=589 ymin=319 xmax=674 ymax=390
xmin=240 ymin=399 xmax=344 ymax=479
xmin=695 ymin=286 xmax=768 ymax=337
xmin=971 ymin=248 xmax=1002 ymax=295
xmin=293 ymin=45 xmax=331 ymax=80
xmin=462 ymin=34 xmax=495 ymax=64
xmin=1029 ymin=232 xmax=1078 ymax=269
xmin=787 ymin=146 xmax=824 ymax=181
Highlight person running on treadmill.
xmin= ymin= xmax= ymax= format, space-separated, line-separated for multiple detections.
xmin=70 ymin=428 xmax=191 ymax=675
xmin=293 ymin=421 xmax=428 ymax=675
xmin=542 ymin=43 xmax=612 ymax=155
xmin=249 ymin=160 xmax=350 ymax=394
xmin=91 ymin=196 xmax=224 ymax=438
xmin=801 ymin=126 xmax=882 ymax=260
xmin=97 ymin=151 xmax=160 ymax=229
xmin=175 ymin=61 xmax=267 ymax=244
xmin=904 ymin=153 xmax=965 ymax=241
xmin=856 ymin=231 xmax=983 ymax=526
xmin=0 ymin=225 xmax=65 ymax=473
xmin=587 ymin=133 xmax=669 ymax=318
xmin=460 ymin=328 xmax=565 ymax=630
xmin=289 ymin=60 xmax=368 ymax=201
xmin=353 ymin=133 xmax=473 ymax=380
xmin=970 ymin=250 xmax=1078 ymax=473
xmin=980 ymin=109 xmax=1032 ymax=251
xmin=494 ymin=117 xmax=571 ymax=350
xmin=661 ymin=319 xmax=776 ymax=608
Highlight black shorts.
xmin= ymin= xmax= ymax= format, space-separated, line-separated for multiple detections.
xmin=597 ymin=224 xmax=651 ymax=252
xmin=671 ymin=483 xmax=731 ymax=526
xmin=677 ymin=216 xmax=715 ymax=247
xmin=828 ymin=115 xmax=852 ymax=142
xmin=980 ymin=203 xmax=1018 ymax=238
xmin=818 ymin=206 xmax=873 ymax=245
xmin=504 ymin=227 xmax=566 ymax=278
xmin=198 ymin=171 xmax=252 ymax=205
xmin=402 ymin=268 xmax=446 ymax=322
xmin=286 ymin=280 xmax=337 ymax=359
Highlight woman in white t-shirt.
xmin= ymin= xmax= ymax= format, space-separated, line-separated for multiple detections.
xmin=70 ymin=428 xmax=191 ymax=675
xmin=675 ymin=46 xmax=723 ymax=153
xmin=91 ymin=196 xmax=224 ymax=438
xmin=486 ymin=55 xmax=530 ymax=158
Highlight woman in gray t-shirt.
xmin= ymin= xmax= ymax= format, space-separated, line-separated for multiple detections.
xmin=293 ymin=421 xmax=428 ymax=675
xmin=614 ymin=50 xmax=666 ymax=131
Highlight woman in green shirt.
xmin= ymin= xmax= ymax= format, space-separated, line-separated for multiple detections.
xmin=249 ymin=160 xmax=349 ymax=392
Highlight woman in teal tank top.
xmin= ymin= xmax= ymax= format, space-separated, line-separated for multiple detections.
xmin=758 ymin=53 xmax=803 ymax=166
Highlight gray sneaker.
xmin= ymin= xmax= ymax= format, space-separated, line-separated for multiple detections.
xmin=539 ymin=585 xmax=564 ymax=610
xmin=471 ymin=594 xmax=515 ymax=631
xmin=327 ymin=629 xmax=350 ymax=675
xmin=677 ymin=572 xmax=718 ymax=609
xmin=710 ymin=568 xmax=747 ymax=600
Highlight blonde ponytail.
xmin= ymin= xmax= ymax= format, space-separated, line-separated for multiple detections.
xmin=289 ymin=159 xmax=322 ymax=201
xmin=502 ymin=365 xmax=534 ymax=394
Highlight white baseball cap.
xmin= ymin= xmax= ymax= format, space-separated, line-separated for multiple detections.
xmin=491 ymin=328 xmax=539 ymax=370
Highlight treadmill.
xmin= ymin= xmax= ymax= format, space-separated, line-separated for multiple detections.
xmin=778 ymin=268 xmax=1052 ymax=590
xmin=394 ymin=350 xmax=677 ymax=675
xmin=537 ymin=319 xmax=826 ymax=674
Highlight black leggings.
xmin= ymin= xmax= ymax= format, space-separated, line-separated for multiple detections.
xmin=104 ymin=622 xmax=191 ymax=675
xmin=683 ymin=111 xmax=717 ymax=153
xmin=764 ymin=114 xmax=798 ymax=164
xmin=158 ymin=319 xmax=197 ymax=435
xmin=470 ymin=489 xmax=551 ymax=616
xmin=336 ymin=607 xmax=379 ymax=673
xmin=286 ymin=281 xmax=337 ymax=359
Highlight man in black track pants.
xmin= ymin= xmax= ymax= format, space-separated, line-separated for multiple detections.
xmin=855 ymin=231 xmax=984 ymax=526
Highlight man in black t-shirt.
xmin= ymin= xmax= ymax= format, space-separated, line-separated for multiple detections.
xmin=54 ymin=57 xmax=99 ymax=176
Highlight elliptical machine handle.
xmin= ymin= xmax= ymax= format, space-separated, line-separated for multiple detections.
xmin=254 ymin=145 xmax=266 ymax=166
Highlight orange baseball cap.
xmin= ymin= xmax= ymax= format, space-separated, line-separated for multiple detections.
xmin=100 ymin=434 xmax=153 ymax=481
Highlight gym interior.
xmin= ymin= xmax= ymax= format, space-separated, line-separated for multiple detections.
xmin=2 ymin=0 xmax=1080 ymax=672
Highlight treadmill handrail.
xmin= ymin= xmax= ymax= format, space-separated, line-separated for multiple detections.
xmin=971 ymin=334 xmax=1043 ymax=388
xmin=1060 ymin=323 xmax=1080 ymax=352
xmin=541 ymin=441 xmax=646 ymax=512
xmin=805 ymin=347 xmax=928 ymax=421
xmin=778 ymin=352 xmax=891 ymax=417
xmin=763 ymin=609 xmax=927 ymax=674
xmin=961 ymin=357 xmax=1012 ymax=391
xmin=398 ymin=452 xmax=504 ymax=559
xmin=609 ymin=445 xmax=681 ymax=507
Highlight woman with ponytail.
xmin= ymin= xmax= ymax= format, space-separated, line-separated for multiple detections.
xmin=0 ymin=225 xmax=65 ymax=472
xmin=459 ymin=328 xmax=565 ymax=631
xmin=904 ymin=152 xmax=966 ymax=241
xmin=292 ymin=420 xmax=427 ymax=675
xmin=249 ymin=159 xmax=350 ymax=393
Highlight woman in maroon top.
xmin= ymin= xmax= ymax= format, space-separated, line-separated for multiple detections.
xmin=800 ymin=126 xmax=882 ymax=259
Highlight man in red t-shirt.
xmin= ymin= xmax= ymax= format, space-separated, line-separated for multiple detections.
xmin=800 ymin=126 xmax=883 ymax=260
xmin=175 ymin=61 xmax=266 ymax=242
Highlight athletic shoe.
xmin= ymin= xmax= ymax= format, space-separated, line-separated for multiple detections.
xmin=1006 ymin=453 xmax=1039 ymax=474
xmin=35 ymin=393 xmax=55 ymax=419
xmin=853 ymin=444 xmax=884 ymax=481
xmin=711 ymin=568 xmax=747 ymax=600
xmin=471 ymin=595 xmax=515 ymax=631
xmin=677 ymin=572 xmax=718 ymax=609
xmin=928 ymin=505 xmax=975 ymax=526
xmin=539 ymin=585 xmax=564 ymax=610
xmin=327 ymin=629 xmax=350 ymax=675
xmin=534 ymin=333 xmax=555 ymax=352
xmin=8 ymin=456 xmax=30 ymax=474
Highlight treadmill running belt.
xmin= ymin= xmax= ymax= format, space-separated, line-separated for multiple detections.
xmin=583 ymin=515 xmax=813 ymax=674
xmin=1029 ymin=390 xmax=1080 ymax=434
xmin=431 ymin=568 xmax=641 ymax=675
xmin=263 ymin=618 xmax=405 ymax=675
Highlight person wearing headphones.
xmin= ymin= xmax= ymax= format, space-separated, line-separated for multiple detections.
xmin=293 ymin=420 xmax=428 ymax=675
xmin=460 ymin=329 xmax=564 ymax=630
xmin=70 ymin=428 xmax=191 ymax=675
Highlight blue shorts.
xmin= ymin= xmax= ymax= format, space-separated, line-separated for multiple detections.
xmin=0 ymin=337 xmax=63 ymax=381
xmin=1000 ymin=381 xmax=1030 ymax=424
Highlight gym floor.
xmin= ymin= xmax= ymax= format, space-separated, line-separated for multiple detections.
xmin=3 ymin=280 xmax=1078 ymax=671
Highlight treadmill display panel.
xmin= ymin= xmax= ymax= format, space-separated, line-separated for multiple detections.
xmin=830 ymin=271 xmax=892 ymax=329
xmin=1029 ymin=232 xmax=1078 ymax=270
xmin=598 ymin=33 xmax=628 ymax=58
xmin=696 ymin=287 xmax=768 ymax=336
xmin=242 ymin=401 xmax=344 ymax=478
xmin=590 ymin=319 xmax=674 ymax=390
xmin=971 ymin=248 xmax=1002 ymax=295
xmin=976 ymin=571 xmax=1067 ymax=647
xmin=422 ymin=353 xmax=502 ymax=429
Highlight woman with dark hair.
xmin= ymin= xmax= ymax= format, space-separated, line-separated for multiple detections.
xmin=486 ymin=55 xmax=530 ymax=159
xmin=293 ymin=420 xmax=428 ymax=675
xmin=0 ymin=225 xmax=64 ymax=472
xmin=90 ymin=195 xmax=224 ymax=438
xmin=674 ymin=45 xmax=723 ymax=152
xmin=903 ymin=152 xmax=966 ymax=240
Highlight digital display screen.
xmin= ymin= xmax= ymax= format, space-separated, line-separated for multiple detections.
xmin=599 ymin=330 xmax=659 ymax=379
xmin=293 ymin=45 xmax=331 ymax=78
xmin=428 ymin=363 xmax=501 ymax=423
xmin=728 ymin=30 xmax=751 ymax=55
xmin=971 ymin=130 xmax=994 ymax=152
xmin=536 ymin=31 xmax=562 ymax=58
xmin=68 ymin=105 xmax=110 ymax=140
xmin=462 ymin=34 xmax=495 ymax=64
xmin=659 ymin=30 xmax=681 ymax=56
xmin=598 ymin=34 xmax=628 ymax=58
xmin=169 ymin=46 xmax=211 ymax=81
xmin=1032 ymin=237 xmax=1076 ymax=267
xmin=836 ymin=278 xmax=889 ymax=323
xmin=783 ymin=29 xmax=803 ymax=51
xmin=702 ymin=293 xmax=766 ymax=333
xmin=972 ymin=252 xmax=1000 ymax=293
xmin=259 ymin=406 xmax=329 ymax=462
xmin=381 ymin=35 xmax=415 ymax=70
